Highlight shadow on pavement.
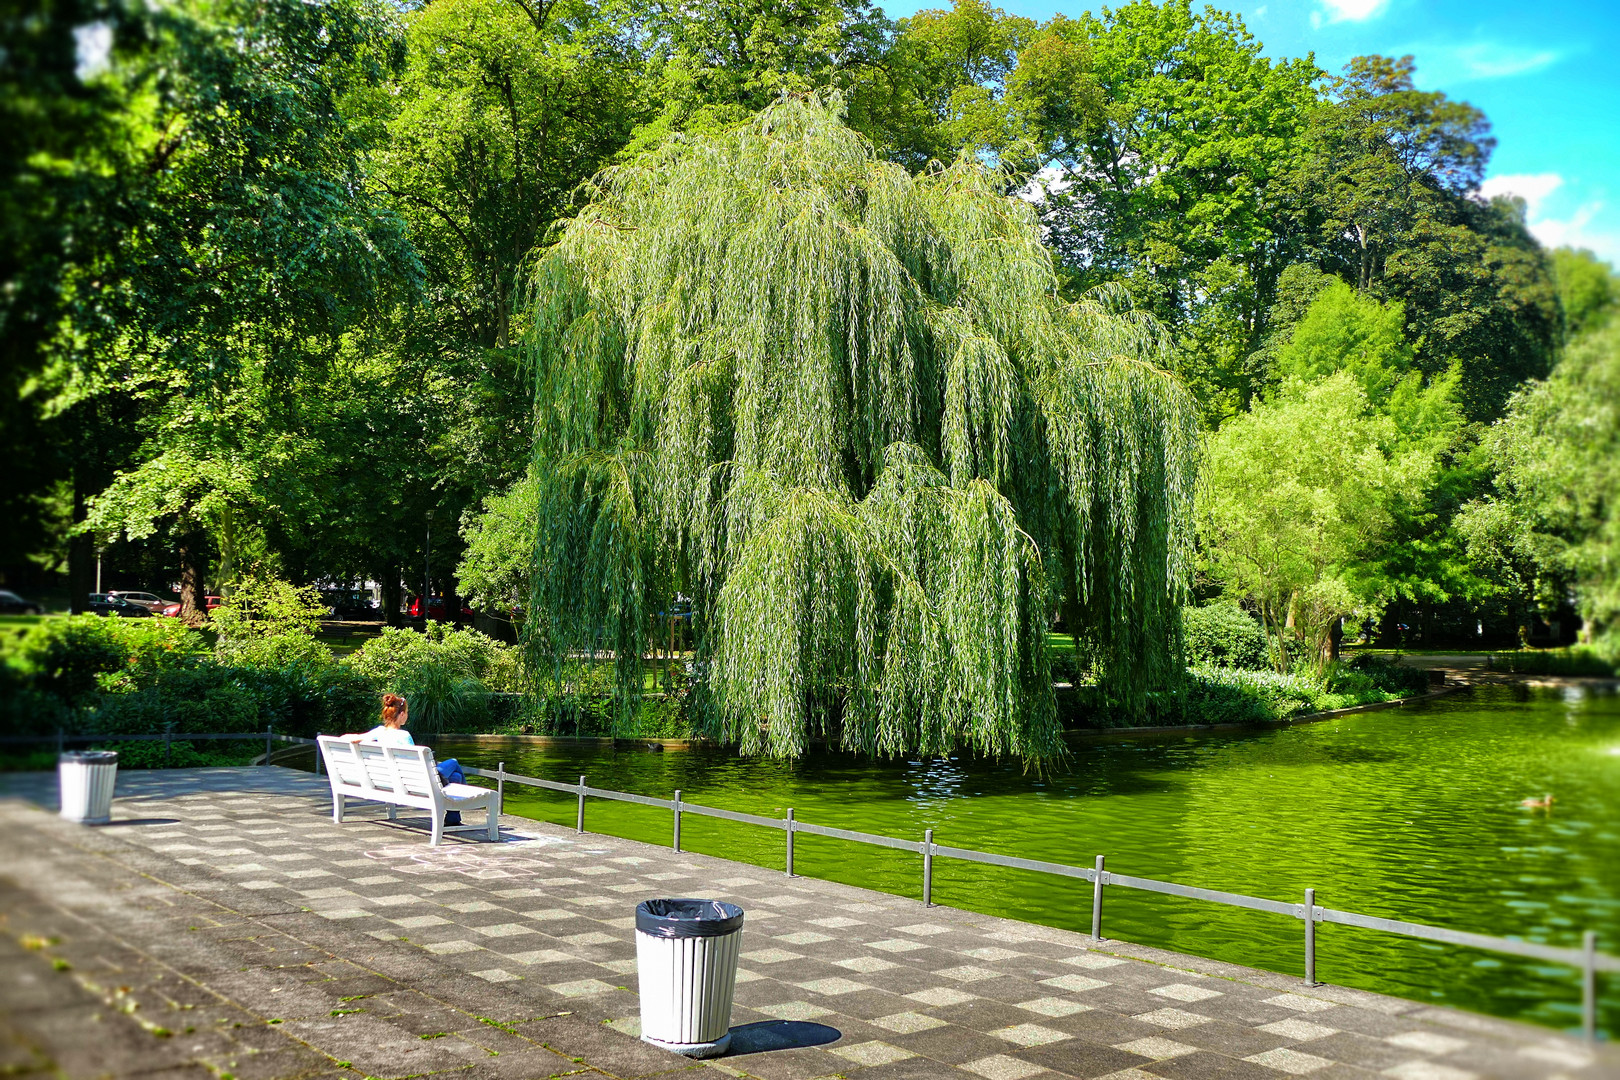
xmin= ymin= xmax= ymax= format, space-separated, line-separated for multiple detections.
xmin=724 ymin=1020 xmax=841 ymax=1055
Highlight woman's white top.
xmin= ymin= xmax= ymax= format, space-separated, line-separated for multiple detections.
xmin=363 ymin=725 xmax=415 ymax=748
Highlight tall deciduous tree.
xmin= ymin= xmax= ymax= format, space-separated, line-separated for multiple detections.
xmin=67 ymin=0 xmax=420 ymax=620
xmin=1035 ymin=0 xmax=1323 ymax=423
xmin=524 ymin=96 xmax=1197 ymax=760
xmin=1461 ymin=317 xmax=1620 ymax=647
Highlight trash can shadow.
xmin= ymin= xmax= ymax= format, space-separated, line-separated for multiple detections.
xmin=723 ymin=1020 xmax=841 ymax=1056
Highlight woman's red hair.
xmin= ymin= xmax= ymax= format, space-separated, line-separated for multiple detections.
xmin=381 ymin=693 xmax=407 ymax=726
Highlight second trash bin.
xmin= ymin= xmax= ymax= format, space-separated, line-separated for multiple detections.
xmin=59 ymin=750 xmax=118 ymax=825
xmin=635 ymin=898 xmax=744 ymax=1057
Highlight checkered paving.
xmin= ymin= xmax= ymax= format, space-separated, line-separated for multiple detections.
xmin=0 ymin=767 xmax=1613 ymax=1080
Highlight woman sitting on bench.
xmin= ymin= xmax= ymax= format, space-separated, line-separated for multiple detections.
xmin=341 ymin=693 xmax=466 ymax=825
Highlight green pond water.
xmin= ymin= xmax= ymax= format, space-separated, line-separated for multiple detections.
xmin=437 ymin=683 xmax=1620 ymax=1036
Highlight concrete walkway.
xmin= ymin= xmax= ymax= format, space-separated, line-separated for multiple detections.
xmin=0 ymin=767 xmax=1612 ymax=1080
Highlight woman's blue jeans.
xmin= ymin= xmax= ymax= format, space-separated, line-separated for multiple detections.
xmin=437 ymin=758 xmax=464 ymax=824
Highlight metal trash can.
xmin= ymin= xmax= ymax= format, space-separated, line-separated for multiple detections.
xmin=59 ymin=750 xmax=118 ymax=825
xmin=635 ymin=898 xmax=744 ymax=1057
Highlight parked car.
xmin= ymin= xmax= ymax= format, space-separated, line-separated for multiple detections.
xmin=160 ymin=596 xmax=222 ymax=617
xmin=0 ymin=590 xmax=45 ymax=615
xmin=408 ymin=595 xmax=477 ymax=621
xmin=108 ymin=590 xmax=172 ymax=613
xmin=319 ymin=588 xmax=380 ymax=621
xmin=87 ymin=593 xmax=152 ymax=618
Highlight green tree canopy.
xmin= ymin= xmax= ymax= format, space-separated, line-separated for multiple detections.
xmin=1461 ymin=318 xmax=1620 ymax=646
xmin=523 ymin=95 xmax=1197 ymax=761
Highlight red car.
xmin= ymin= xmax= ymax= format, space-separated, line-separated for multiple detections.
xmin=409 ymin=596 xmax=476 ymax=621
xmin=161 ymin=596 xmax=223 ymax=617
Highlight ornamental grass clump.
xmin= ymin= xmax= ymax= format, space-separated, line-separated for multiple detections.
xmin=523 ymin=94 xmax=1198 ymax=764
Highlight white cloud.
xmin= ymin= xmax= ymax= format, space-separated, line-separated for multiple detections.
xmin=1478 ymin=173 xmax=1564 ymax=217
xmin=1476 ymin=173 xmax=1619 ymax=264
xmin=1450 ymin=42 xmax=1561 ymax=80
xmin=1315 ymin=0 xmax=1388 ymax=24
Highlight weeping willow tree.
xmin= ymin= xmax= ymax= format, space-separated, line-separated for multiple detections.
xmin=523 ymin=95 xmax=1197 ymax=763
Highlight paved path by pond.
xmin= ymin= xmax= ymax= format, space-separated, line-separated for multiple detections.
xmin=0 ymin=767 xmax=1612 ymax=1080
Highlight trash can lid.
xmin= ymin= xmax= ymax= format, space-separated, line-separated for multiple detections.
xmin=59 ymin=750 xmax=118 ymax=764
xmin=635 ymin=898 xmax=744 ymax=938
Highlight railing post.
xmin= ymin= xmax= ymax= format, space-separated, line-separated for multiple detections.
xmin=1583 ymin=930 xmax=1597 ymax=1043
xmin=1091 ymin=855 xmax=1105 ymax=942
xmin=1304 ymin=888 xmax=1318 ymax=986
xmin=264 ymin=724 xmax=273 ymax=766
xmin=164 ymin=727 xmax=172 ymax=768
xmin=496 ymin=762 xmax=505 ymax=815
xmin=673 ymin=789 xmax=682 ymax=852
xmin=576 ymin=775 xmax=587 ymax=833
xmin=923 ymin=829 xmax=933 ymax=907
xmin=55 ymin=729 xmax=63 ymax=756
xmin=785 ymin=808 xmax=795 ymax=877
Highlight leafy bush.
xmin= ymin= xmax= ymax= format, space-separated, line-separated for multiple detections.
xmin=1181 ymin=603 xmax=1269 ymax=669
xmin=350 ymin=624 xmax=523 ymax=692
xmin=210 ymin=575 xmax=326 ymax=648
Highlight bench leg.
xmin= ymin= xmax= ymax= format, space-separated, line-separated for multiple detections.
xmin=387 ymin=804 xmax=397 ymax=821
xmin=486 ymin=801 xmax=498 ymax=842
xmin=430 ymin=812 xmax=444 ymax=847
xmin=333 ymin=793 xmax=344 ymax=824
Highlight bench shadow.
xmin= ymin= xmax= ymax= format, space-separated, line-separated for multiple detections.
xmin=724 ymin=1020 xmax=841 ymax=1056
xmin=98 ymin=818 xmax=181 ymax=827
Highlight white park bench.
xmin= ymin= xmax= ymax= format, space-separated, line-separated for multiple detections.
xmin=317 ymin=737 xmax=499 ymax=845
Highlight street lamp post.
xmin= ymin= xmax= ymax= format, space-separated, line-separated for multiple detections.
xmin=424 ymin=509 xmax=433 ymax=623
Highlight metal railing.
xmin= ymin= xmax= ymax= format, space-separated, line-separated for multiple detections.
xmin=454 ymin=761 xmax=1616 ymax=1043
xmin=8 ymin=730 xmax=1614 ymax=1040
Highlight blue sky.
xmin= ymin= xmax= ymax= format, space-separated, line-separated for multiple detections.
xmin=879 ymin=0 xmax=1620 ymax=265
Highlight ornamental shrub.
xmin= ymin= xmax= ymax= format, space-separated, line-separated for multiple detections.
xmin=1181 ymin=603 xmax=1269 ymax=669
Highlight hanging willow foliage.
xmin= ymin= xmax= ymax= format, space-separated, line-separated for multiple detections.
xmin=523 ymin=94 xmax=1197 ymax=763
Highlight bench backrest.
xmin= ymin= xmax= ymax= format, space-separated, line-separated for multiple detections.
xmin=318 ymin=736 xmax=441 ymax=808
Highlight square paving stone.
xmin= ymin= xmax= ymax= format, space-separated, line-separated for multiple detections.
xmin=1115 ymin=1037 xmax=1197 ymax=1060
xmin=797 ymin=976 xmax=874 ymax=996
xmin=1134 ymin=1009 xmax=1215 ymax=1031
xmin=871 ymin=1011 xmax=947 ymax=1034
xmin=829 ymin=1040 xmax=915 ymax=1066
xmin=1243 ymin=1047 xmax=1336 ymax=1074
xmin=753 ymin=1000 xmax=837 ymax=1021
xmin=907 ymin=987 xmax=981 ymax=1007
xmin=869 ymin=938 xmax=933 ymax=953
xmin=993 ymin=1023 xmax=1072 ymax=1048
xmin=1041 ymin=975 xmax=1111 ymax=994
xmin=1383 ymin=1031 xmax=1470 ymax=1056
xmin=963 ymin=1053 xmax=1050 ymax=1080
xmin=1016 ymin=997 xmax=1094 ymax=1019
xmin=1258 ymin=1019 xmax=1340 ymax=1042
xmin=1149 ymin=984 xmax=1224 ymax=1004
xmin=885 ymin=1024 xmax=1019 ymax=1066
xmin=1266 ymin=994 xmax=1338 ymax=1014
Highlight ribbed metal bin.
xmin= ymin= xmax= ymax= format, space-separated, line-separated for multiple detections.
xmin=58 ymin=750 xmax=118 ymax=825
xmin=635 ymin=898 xmax=743 ymax=1057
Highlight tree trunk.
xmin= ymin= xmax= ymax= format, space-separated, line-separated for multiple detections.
xmin=68 ymin=472 xmax=92 ymax=614
xmin=177 ymin=531 xmax=209 ymax=626
xmin=381 ymin=568 xmax=403 ymax=628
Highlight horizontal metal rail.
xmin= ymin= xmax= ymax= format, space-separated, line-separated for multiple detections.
xmin=1108 ymin=872 xmax=1301 ymax=918
xmin=933 ymin=843 xmax=1095 ymax=880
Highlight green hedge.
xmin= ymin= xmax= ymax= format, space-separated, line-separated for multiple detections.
xmin=1181 ymin=603 xmax=1269 ymax=669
